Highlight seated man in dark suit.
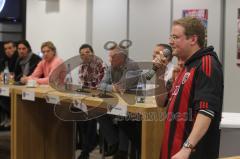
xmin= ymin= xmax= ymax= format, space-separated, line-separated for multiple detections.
xmin=0 ymin=41 xmax=18 ymax=73
xmin=14 ymin=40 xmax=41 ymax=82
xmin=0 ymin=41 xmax=18 ymax=129
xmin=0 ymin=40 xmax=41 ymax=130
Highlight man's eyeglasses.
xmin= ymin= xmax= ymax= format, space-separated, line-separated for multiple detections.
xmin=169 ymin=35 xmax=180 ymax=41
xmin=104 ymin=39 xmax=132 ymax=51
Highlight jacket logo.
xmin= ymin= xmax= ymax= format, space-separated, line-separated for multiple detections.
xmin=172 ymin=85 xmax=180 ymax=96
xmin=182 ymin=72 xmax=190 ymax=84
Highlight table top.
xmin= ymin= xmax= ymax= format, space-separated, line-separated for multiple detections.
xmin=220 ymin=156 xmax=240 ymax=159
xmin=220 ymin=112 xmax=240 ymax=129
xmin=3 ymin=84 xmax=240 ymax=125
xmin=2 ymin=84 xmax=162 ymax=113
xmin=3 ymin=84 xmax=240 ymax=127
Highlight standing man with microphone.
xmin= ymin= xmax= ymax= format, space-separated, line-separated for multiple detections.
xmin=159 ymin=17 xmax=223 ymax=159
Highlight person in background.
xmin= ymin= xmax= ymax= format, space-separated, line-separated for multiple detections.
xmin=77 ymin=44 xmax=104 ymax=159
xmin=157 ymin=17 xmax=223 ymax=159
xmin=172 ymin=57 xmax=184 ymax=82
xmin=14 ymin=40 xmax=41 ymax=83
xmin=0 ymin=41 xmax=18 ymax=129
xmin=99 ymin=46 xmax=139 ymax=93
xmin=0 ymin=41 xmax=18 ymax=72
xmin=98 ymin=46 xmax=140 ymax=159
xmin=78 ymin=44 xmax=104 ymax=88
xmin=20 ymin=41 xmax=63 ymax=85
xmin=152 ymin=43 xmax=174 ymax=85
xmin=149 ymin=43 xmax=175 ymax=94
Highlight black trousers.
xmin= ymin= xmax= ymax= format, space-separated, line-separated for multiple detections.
xmin=0 ymin=96 xmax=10 ymax=117
xmin=119 ymin=120 xmax=141 ymax=157
xmin=98 ymin=115 xmax=129 ymax=152
xmin=77 ymin=119 xmax=98 ymax=153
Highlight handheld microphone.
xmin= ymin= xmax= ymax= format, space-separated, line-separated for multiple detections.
xmin=145 ymin=48 xmax=172 ymax=80
xmin=162 ymin=48 xmax=172 ymax=59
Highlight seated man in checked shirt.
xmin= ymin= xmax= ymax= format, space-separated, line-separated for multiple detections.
xmin=77 ymin=44 xmax=104 ymax=159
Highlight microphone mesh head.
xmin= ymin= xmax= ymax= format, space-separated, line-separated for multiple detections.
xmin=163 ymin=48 xmax=172 ymax=58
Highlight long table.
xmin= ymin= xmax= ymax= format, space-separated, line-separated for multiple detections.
xmin=221 ymin=156 xmax=240 ymax=159
xmin=6 ymin=85 xmax=164 ymax=159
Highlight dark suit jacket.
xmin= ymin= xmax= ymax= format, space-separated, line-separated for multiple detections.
xmin=14 ymin=53 xmax=41 ymax=82
xmin=0 ymin=51 xmax=18 ymax=72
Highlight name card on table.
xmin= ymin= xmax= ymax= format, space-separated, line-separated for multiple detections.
xmin=72 ymin=99 xmax=88 ymax=115
xmin=45 ymin=95 xmax=60 ymax=105
xmin=107 ymin=104 xmax=127 ymax=117
xmin=22 ymin=91 xmax=35 ymax=101
xmin=0 ymin=87 xmax=10 ymax=97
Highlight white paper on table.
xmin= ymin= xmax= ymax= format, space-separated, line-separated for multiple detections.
xmin=45 ymin=95 xmax=60 ymax=105
xmin=72 ymin=99 xmax=88 ymax=115
xmin=107 ymin=104 xmax=127 ymax=117
xmin=0 ymin=87 xmax=10 ymax=97
xmin=22 ymin=91 xmax=35 ymax=101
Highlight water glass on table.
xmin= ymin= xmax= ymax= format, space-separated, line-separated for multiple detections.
xmin=9 ymin=72 xmax=15 ymax=85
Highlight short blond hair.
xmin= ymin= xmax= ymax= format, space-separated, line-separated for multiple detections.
xmin=41 ymin=41 xmax=57 ymax=54
xmin=173 ymin=17 xmax=205 ymax=48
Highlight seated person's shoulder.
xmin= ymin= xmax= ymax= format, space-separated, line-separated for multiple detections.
xmin=126 ymin=59 xmax=139 ymax=69
xmin=93 ymin=55 xmax=103 ymax=64
xmin=32 ymin=53 xmax=42 ymax=61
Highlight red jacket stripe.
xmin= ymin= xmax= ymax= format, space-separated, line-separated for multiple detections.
xmin=206 ymin=56 xmax=209 ymax=77
xmin=208 ymin=55 xmax=212 ymax=77
xmin=202 ymin=56 xmax=205 ymax=74
xmin=160 ymin=69 xmax=187 ymax=159
xmin=170 ymin=68 xmax=196 ymax=157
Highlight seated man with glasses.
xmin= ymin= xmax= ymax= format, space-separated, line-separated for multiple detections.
xmin=98 ymin=41 xmax=141 ymax=159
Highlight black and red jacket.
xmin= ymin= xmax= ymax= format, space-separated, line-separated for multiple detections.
xmin=161 ymin=46 xmax=224 ymax=159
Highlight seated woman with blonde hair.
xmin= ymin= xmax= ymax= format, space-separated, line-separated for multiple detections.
xmin=21 ymin=41 xmax=63 ymax=85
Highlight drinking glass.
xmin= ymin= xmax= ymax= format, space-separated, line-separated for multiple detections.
xmin=9 ymin=72 xmax=15 ymax=85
